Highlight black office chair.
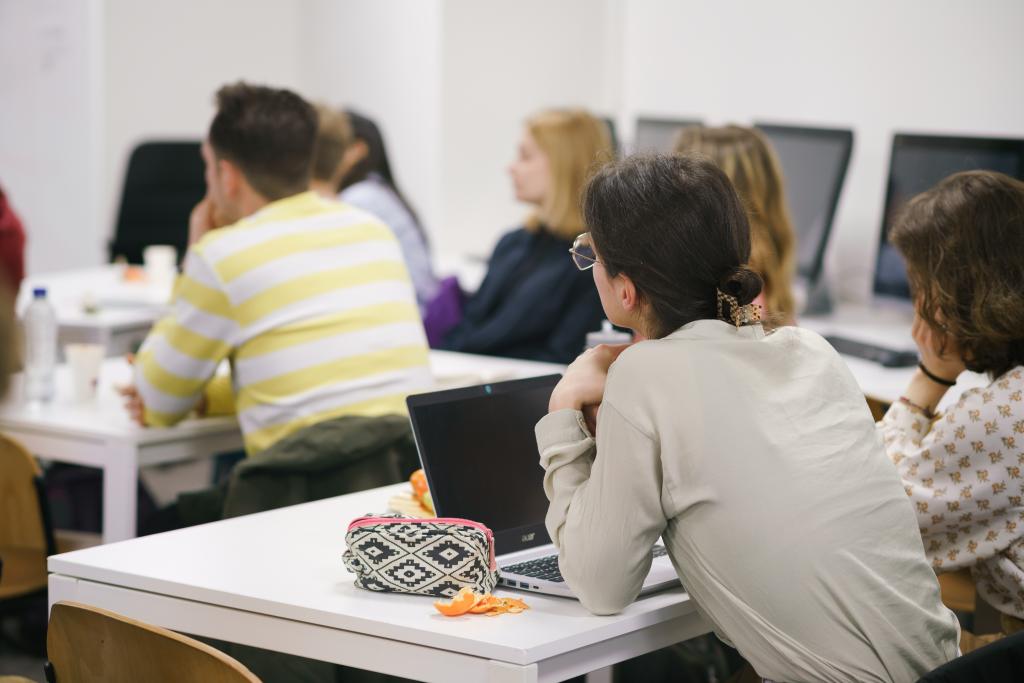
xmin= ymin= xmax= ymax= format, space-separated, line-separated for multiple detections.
xmin=108 ymin=141 xmax=206 ymax=264
xmin=918 ymin=630 xmax=1024 ymax=682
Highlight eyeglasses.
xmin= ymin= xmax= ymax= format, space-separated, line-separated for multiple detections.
xmin=569 ymin=233 xmax=599 ymax=271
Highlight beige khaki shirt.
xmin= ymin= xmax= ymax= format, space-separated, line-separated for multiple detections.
xmin=536 ymin=320 xmax=959 ymax=683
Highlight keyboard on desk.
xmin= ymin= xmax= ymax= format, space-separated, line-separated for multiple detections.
xmin=825 ymin=335 xmax=919 ymax=368
xmin=502 ymin=545 xmax=669 ymax=584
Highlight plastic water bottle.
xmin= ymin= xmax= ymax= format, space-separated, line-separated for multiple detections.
xmin=584 ymin=320 xmax=633 ymax=350
xmin=24 ymin=287 xmax=57 ymax=404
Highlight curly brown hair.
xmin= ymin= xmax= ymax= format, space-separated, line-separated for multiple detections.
xmin=890 ymin=170 xmax=1024 ymax=378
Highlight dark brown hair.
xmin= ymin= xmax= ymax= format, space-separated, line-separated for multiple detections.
xmin=338 ymin=110 xmax=425 ymax=242
xmin=208 ymin=82 xmax=317 ymax=201
xmin=891 ymin=170 xmax=1024 ymax=378
xmin=583 ymin=154 xmax=763 ymax=338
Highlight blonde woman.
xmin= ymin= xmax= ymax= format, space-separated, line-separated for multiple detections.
xmin=441 ymin=109 xmax=613 ymax=363
xmin=674 ymin=125 xmax=797 ymax=323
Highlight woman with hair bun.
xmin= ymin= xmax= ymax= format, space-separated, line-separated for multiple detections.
xmin=535 ymin=154 xmax=958 ymax=681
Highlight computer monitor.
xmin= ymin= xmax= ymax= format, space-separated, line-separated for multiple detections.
xmin=754 ymin=124 xmax=853 ymax=309
xmin=634 ymin=117 xmax=702 ymax=154
xmin=873 ymin=133 xmax=1024 ymax=301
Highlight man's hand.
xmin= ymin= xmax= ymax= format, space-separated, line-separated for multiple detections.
xmin=188 ymin=195 xmax=225 ymax=247
xmin=117 ymin=382 xmax=146 ymax=426
xmin=117 ymin=353 xmax=147 ymax=426
xmin=548 ymin=344 xmax=631 ymax=416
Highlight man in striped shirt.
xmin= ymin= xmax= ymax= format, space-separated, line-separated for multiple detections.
xmin=124 ymin=83 xmax=431 ymax=455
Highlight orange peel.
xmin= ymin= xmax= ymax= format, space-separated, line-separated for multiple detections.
xmin=433 ymin=587 xmax=477 ymax=616
xmin=434 ymin=590 xmax=529 ymax=617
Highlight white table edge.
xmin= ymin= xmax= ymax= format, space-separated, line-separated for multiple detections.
xmin=47 ymin=573 xmax=708 ymax=682
xmin=46 ymin=544 xmax=699 ymax=667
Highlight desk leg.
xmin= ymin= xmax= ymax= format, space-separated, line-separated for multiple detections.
xmin=101 ymin=442 xmax=138 ymax=542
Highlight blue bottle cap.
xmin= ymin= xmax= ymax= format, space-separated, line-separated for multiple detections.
xmin=33 ymin=287 xmax=47 ymax=298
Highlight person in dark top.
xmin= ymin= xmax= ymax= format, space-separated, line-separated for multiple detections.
xmin=442 ymin=109 xmax=613 ymax=363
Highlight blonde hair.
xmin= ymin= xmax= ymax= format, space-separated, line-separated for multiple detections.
xmin=673 ymin=125 xmax=797 ymax=320
xmin=311 ymin=105 xmax=354 ymax=183
xmin=525 ymin=109 xmax=613 ymax=240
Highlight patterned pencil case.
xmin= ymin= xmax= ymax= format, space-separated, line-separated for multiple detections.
xmin=343 ymin=513 xmax=499 ymax=597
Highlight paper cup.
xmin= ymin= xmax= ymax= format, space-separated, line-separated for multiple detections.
xmin=143 ymin=245 xmax=178 ymax=287
xmin=65 ymin=343 xmax=105 ymax=402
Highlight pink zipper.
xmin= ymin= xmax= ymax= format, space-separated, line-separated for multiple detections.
xmin=347 ymin=516 xmax=496 ymax=571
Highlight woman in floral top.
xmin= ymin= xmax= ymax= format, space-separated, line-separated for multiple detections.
xmin=878 ymin=170 xmax=1024 ymax=637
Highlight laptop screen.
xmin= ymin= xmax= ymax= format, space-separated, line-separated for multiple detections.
xmin=406 ymin=375 xmax=562 ymax=555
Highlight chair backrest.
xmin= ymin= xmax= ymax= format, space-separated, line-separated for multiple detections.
xmin=46 ymin=601 xmax=261 ymax=683
xmin=108 ymin=141 xmax=206 ymax=264
xmin=0 ymin=433 xmax=52 ymax=554
xmin=918 ymin=629 xmax=1024 ymax=682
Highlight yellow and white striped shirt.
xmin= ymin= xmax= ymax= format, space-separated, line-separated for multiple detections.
xmin=135 ymin=191 xmax=431 ymax=454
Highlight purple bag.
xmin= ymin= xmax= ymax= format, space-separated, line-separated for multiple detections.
xmin=422 ymin=276 xmax=464 ymax=348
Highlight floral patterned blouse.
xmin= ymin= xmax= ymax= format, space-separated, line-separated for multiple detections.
xmin=878 ymin=366 xmax=1024 ymax=618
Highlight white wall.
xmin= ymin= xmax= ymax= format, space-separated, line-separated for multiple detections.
xmin=102 ymin=0 xmax=306 ymax=247
xmin=437 ymin=0 xmax=613 ymax=258
xmin=6 ymin=0 xmax=1024 ymax=293
xmin=301 ymin=0 xmax=444 ymax=247
xmin=617 ymin=0 xmax=1024 ymax=302
xmin=0 ymin=0 xmax=104 ymax=274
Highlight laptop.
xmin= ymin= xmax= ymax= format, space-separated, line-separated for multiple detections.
xmin=406 ymin=374 xmax=680 ymax=599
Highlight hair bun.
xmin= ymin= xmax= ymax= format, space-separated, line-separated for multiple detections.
xmin=717 ymin=266 xmax=763 ymax=307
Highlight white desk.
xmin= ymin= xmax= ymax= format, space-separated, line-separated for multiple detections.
xmin=0 ymin=351 xmax=563 ymax=544
xmin=803 ymin=305 xmax=989 ymax=406
xmin=0 ymin=358 xmax=242 ymax=543
xmin=48 ymin=483 xmax=710 ymax=682
xmin=19 ymin=265 xmax=171 ymax=356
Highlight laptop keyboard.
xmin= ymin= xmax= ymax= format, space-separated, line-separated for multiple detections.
xmin=503 ymin=545 xmax=669 ymax=583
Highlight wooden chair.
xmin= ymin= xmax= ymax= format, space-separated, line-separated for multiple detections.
xmin=939 ymin=568 xmax=977 ymax=613
xmin=45 ymin=601 xmax=261 ymax=683
xmin=0 ymin=433 xmax=55 ymax=605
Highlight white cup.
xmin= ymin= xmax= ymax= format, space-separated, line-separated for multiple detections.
xmin=143 ymin=245 xmax=178 ymax=288
xmin=65 ymin=343 xmax=105 ymax=402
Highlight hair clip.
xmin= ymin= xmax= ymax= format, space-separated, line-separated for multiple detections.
xmin=716 ymin=289 xmax=762 ymax=328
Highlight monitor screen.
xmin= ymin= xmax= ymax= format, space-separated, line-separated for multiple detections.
xmin=755 ymin=124 xmax=853 ymax=284
xmin=634 ymin=117 xmax=701 ymax=154
xmin=406 ymin=375 xmax=561 ymax=554
xmin=874 ymin=134 xmax=1024 ymax=300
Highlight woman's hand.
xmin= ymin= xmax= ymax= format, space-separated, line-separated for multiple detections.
xmin=898 ymin=313 xmax=967 ymax=416
xmin=913 ymin=313 xmax=966 ymax=381
xmin=548 ymin=344 xmax=630 ymax=416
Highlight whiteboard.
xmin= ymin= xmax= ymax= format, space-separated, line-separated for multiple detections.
xmin=0 ymin=0 xmax=104 ymax=275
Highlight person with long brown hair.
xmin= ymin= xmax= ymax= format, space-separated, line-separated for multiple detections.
xmin=536 ymin=154 xmax=958 ymax=681
xmin=878 ymin=170 xmax=1024 ymax=640
xmin=440 ymin=108 xmax=611 ymax=363
xmin=674 ymin=125 xmax=797 ymax=323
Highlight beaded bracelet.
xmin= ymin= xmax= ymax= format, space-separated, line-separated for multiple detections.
xmin=898 ymin=396 xmax=936 ymax=419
